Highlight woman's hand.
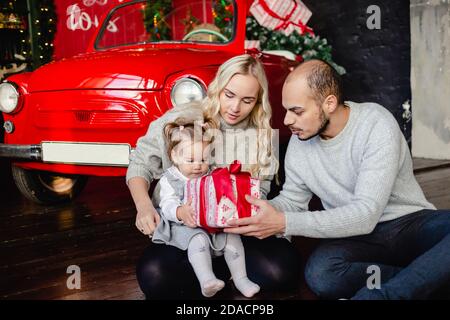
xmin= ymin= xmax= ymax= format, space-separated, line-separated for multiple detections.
xmin=176 ymin=199 xmax=197 ymax=228
xmin=128 ymin=177 xmax=160 ymax=236
xmin=135 ymin=201 xmax=161 ymax=236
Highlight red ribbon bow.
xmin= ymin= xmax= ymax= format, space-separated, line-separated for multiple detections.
xmin=198 ymin=161 xmax=252 ymax=233
xmin=258 ymin=0 xmax=314 ymax=36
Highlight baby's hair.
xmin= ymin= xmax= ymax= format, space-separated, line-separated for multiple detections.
xmin=164 ymin=116 xmax=217 ymax=162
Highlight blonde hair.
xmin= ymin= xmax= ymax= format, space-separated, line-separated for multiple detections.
xmin=202 ymin=54 xmax=278 ymax=177
xmin=164 ymin=116 xmax=216 ymax=162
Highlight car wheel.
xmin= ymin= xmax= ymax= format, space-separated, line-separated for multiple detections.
xmin=11 ymin=165 xmax=88 ymax=204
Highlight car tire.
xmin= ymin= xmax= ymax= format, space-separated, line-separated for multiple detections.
xmin=11 ymin=165 xmax=88 ymax=204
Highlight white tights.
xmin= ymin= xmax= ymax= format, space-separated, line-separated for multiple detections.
xmin=188 ymin=233 xmax=260 ymax=298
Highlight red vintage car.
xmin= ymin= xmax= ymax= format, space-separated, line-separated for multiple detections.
xmin=0 ymin=0 xmax=298 ymax=204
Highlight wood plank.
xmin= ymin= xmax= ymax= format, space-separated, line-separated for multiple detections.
xmin=415 ymin=167 xmax=450 ymax=209
xmin=413 ymin=157 xmax=450 ymax=173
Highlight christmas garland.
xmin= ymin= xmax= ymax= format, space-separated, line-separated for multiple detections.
xmin=246 ymin=16 xmax=345 ymax=75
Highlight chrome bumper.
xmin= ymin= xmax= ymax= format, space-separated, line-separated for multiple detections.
xmin=0 ymin=144 xmax=42 ymax=160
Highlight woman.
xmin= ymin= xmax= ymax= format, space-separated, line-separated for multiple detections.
xmin=126 ymin=54 xmax=301 ymax=299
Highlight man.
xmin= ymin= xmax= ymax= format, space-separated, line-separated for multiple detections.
xmin=225 ymin=59 xmax=450 ymax=300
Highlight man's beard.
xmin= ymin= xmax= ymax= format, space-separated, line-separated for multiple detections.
xmin=298 ymin=109 xmax=330 ymax=141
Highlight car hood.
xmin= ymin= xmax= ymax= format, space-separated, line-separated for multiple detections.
xmin=27 ymin=48 xmax=234 ymax=92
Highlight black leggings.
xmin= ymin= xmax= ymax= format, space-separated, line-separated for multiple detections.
xmin=136 ymin=236 xmax=302 ymax=299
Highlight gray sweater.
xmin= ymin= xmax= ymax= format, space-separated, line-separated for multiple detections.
xmin=270 ymin=101 xmax=435 ymax=239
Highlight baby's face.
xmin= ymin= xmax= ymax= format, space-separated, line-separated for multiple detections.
xmin=172 ymin=140 xmax=210 ymax=179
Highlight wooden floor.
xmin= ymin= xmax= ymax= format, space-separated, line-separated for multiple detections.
xmin=0 ymin=157 xmax=449 ymax=300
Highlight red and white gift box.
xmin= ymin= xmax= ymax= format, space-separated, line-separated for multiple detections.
xmin=185 ymin=161 xmax=260 ymax=232
xmin=250 ymin=0 xmax=313 ymax=36
xmin=245 ymin=40 xmax=261 ymax=50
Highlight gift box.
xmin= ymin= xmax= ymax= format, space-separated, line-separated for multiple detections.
xmin=249 ymin=0 xmax=313 ymax=36
xmin=245 ymin=40 xmax=261 ymax=50
xmin=185 ymin=161 xmax=260 ymax=232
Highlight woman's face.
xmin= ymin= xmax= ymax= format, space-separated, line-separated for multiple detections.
xmin=219 ymin=73 xmax=260 ymax=125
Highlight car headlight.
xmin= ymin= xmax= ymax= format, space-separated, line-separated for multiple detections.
xmin=170 ymin=78 xmax=205 ymax=106
xmin=0 ymin=82 xmax=20 ymax=113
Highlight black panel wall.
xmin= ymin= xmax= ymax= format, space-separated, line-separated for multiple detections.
xmin=303 ymin=0 xmax=412 ymax=142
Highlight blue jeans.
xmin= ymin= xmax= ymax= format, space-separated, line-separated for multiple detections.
xmin=304 ymin=209 xmax=450 ymax=300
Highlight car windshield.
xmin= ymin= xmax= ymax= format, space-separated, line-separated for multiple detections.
xmin=96 ymin=0 xmax=236 ymax=50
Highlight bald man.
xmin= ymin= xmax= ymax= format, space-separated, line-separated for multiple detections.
xmin=225 ymin=59 xmax=450 ymax=300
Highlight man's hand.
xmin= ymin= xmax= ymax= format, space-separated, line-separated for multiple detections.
xmin=176 ymin=199 xmax=197 ymax=228
xmin=224 ymin=195 xmax=286 ymax=239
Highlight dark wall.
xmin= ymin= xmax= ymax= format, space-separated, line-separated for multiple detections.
xmin=303 ymin=0 xmax=412 ymax=142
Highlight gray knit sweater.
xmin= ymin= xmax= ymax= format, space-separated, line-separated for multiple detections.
xmin=270 ymin=101 xmax=435 ymax=239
